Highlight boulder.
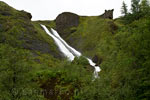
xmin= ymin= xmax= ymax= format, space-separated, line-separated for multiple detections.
xmin=100 ymin=9 xmax=114 ymax=19
xmin=92 ymin=55 xmax=103 ymax=66
xmin=55 ymin=12 xmax=79 ymax=37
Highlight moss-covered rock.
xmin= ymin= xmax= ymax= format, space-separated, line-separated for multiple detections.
xmin=55 ymin=12 xmax=79 ymax=38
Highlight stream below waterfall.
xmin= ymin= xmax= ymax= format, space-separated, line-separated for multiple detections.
xmin=41 ymin=24 xmax=101 ymax=78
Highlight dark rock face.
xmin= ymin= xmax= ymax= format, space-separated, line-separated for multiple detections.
xmin=55 ymin=12 xmax=79 ymax=37
xmin=0 ymin=1 xmax=62 ymax=59
xmin=26 ymin=12 xmax=32 ymax=20
xmin=92 ymin=55 xmax=103 ymax=66
xmin=0 ymin=8 xmax=12 ymax=16
xmin=0 ymin=11 xmax=12 ymax=16
xmin=20 ymin=24 xmax=62 ymax=59
xmin=20 ymin=10 xmax=32 ymax=20
xmin=100 ymin=9 xmax=114 ymax=19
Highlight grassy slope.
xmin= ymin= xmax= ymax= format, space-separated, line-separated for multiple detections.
xmin=65 ymin=16 xmax=117 ymax=58
xmin=72 ymin=16 xmax=150 ymax=100
xmin=34 ymin=20 xmax=56 ymax=29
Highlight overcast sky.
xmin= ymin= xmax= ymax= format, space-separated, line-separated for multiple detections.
xmin=1 ymin=0 xmax=131 ymax=20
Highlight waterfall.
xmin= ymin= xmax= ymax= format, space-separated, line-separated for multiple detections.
xmin=41 ymin=25 xmax=74 ymax=61
xmin=51 ymin=28 xmax=81 ymax=57
xmin=41 ymin=24 xmax=101 ymax=78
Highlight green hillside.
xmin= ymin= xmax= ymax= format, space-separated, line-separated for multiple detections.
xmin=0 ymin=0 xmax=150 ymax=100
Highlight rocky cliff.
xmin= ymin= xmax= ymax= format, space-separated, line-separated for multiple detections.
xmin=55 ymin=12 xmax=79 ymax=38
xmin=100 ymin=9 xmax=114 ymax=19
xmin=0 ymin=1 xmax=62 ymax=58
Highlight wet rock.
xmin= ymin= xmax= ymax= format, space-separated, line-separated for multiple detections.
xmin=92 ymin=55 xmax=103 ymax=66
xmin=100 ymin=9 xmax=114 ymax=19
xmin=55 ymin=12 xmax=79 ymax=38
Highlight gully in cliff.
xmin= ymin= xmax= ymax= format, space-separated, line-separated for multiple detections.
xmin=41 ymin=24 xmax=101 ymax=78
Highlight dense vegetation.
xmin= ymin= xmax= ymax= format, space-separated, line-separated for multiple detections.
xmin=0 ymin=0 xmax=150 ymax=100
xmin=72 ymin=0 xmax=150 ymax=100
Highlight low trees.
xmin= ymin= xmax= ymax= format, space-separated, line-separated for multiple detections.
xmin=121 ymin=1 xmax=128 ymax=16
xmin=121 ymin=0 xmax=150 ymax=24
xmin=0 ymin=44 xmax=44 ymax=100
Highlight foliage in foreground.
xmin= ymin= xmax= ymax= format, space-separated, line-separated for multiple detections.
xmin=74 ymin=1 xmax=150 ymax=99
xmin=0 ymin=44 xmax=45 ymax=100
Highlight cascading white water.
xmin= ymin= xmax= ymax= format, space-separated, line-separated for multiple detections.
xmin=41 ymin=24 xmax=101 ymax=78
xmin=51 ymin=28 xmax=81 ymax=57
xmin=41 ymin=25 xmax=74 ymax=61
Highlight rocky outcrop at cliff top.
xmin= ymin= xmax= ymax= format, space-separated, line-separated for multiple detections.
xmin=20 ymin=10 xmax=32 ymax=20
xmin=0 ymin=1 xmax=32 ymax=20
xmin=100 ymin=9 xmax=114 ymax=19
xmin=55 ymin=12 xmax=79 ymax=38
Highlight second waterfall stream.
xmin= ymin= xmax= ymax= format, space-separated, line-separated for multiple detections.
xmin=41 ymin=24 xmax=101 ymax=78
